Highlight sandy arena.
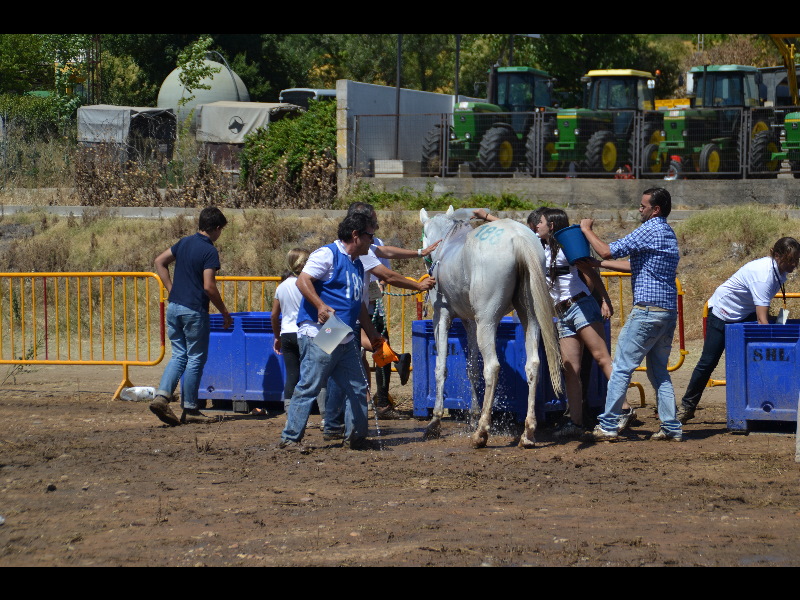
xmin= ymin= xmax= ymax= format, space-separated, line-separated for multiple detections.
xmin=1 ymin=335 xmax=800 ymax=567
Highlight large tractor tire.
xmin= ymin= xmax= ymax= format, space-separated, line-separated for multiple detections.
xmin=525 ymin=120 xmax=561 ymax=176
xmin=421 ymin=125 xmax=450 ymax=176
xmin=699 ymin=143 xmax=722 ymax=177
xmin=477 ymin=125 xmax=518 ymax=175
xmin=585 ymin=130 xmax=618 ymax=174
xmin=629 ymin=123 xmax=665 ymax=172
xmin=748 ymin=131 xmax=780 ymax=178
xmin=640 ymin=143 xmax=665 ymax=177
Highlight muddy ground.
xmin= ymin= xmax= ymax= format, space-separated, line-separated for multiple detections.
xmin=1 ymin=338 xmax=800 ymax=567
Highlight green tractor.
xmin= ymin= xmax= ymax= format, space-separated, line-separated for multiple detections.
xmin=421 ymin=65 xmax=554 ymax=176
xmin=540 ymin=69 xmax=663 ymax=176
xmin=659 ymin=65 xmax=777 ymax=178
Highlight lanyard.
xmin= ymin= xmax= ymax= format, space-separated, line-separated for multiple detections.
xmin=772 ymin=260 xmax=787 ymax=308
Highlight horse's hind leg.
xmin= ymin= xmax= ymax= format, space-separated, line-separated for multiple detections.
xmin=471 ymin=319 xmax=501 ymax=449
xmin=462 ymin=320 xmax=482 ymax=424
xmin=425 ymin=308 xmax=452 ymax=440
xmin=514 ymin=299 xmax=542 ymax=448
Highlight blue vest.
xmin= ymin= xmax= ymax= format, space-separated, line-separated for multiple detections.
xmin=297 ymin=243 xmax=364 ymax=329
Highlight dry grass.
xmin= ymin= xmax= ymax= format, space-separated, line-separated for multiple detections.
xmin=0 ymin=205 xmax=797 ymax=345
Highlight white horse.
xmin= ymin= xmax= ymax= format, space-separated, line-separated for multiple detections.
xmin=420 ymin=206 xmax=562 ymax=448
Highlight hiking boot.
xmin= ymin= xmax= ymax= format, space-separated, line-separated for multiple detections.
xmin=278 ymin=439 xmax=311 ymax=454
xmin=180 ymin=409 xmax=218 ymax=424
xmin=322 ymin=429 xmax=345 ymax=441
xmin=676 ymin=405 xmax=695 ymax=425
xmin=590 ymin=425 xmax=619 ymax=442
xmin=553 ymin=420 xmax=585 ymax=439
xmin=149 ymin=395 xmax=180 ymax=427
xmin=376 ymin=405 xmax=410 ymax=420
xmin=651 ymin=428 xmax=683 ymax=442
xmin=396 ymin=353 xmax=411 ymax=386
xmin=617 ymin=408 xmax=637 ymax=433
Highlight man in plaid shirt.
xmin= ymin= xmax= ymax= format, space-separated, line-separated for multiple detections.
xmin=580 ymin=188 xmax=683 ymax=442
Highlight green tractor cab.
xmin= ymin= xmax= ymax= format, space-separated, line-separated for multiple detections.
xmin=421 ymin=66 xmax=555 ymax=176
xmin=660 ymin=65 xmax=777 ymax=178
xmin=546 ymin=69 xmax=663 ymax=175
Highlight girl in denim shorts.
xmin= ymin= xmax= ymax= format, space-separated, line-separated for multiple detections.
xmin=537 ymin=209 xmax=633 ymax=438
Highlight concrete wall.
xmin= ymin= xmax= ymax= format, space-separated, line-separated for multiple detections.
xmin=349 ymin=175 xmax=800 ymax=212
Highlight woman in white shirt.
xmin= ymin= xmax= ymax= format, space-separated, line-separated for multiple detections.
xmin=538 ymin=209 xmax=619 ymax=438
xmin=271 ymin=248 xmax=310 ymax=408
xmin=678 ymin=237 xmax=800 ymax=424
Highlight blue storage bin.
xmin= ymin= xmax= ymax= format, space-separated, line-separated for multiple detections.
xmin=182 ymin=311 xmax=285 ymax=411
xmin=411 ymin=317 xmax=610 ymax=423
xmin=726 ymin=322 xmax=800 ymax=431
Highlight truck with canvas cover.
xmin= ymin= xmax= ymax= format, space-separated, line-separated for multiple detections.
xmin=659 ymin=65 xmax=777 ymax=178
xmin=544 ymin=69 xmax=663 ymax=176
xmin=421 ymin=65 xmax=554 ymax=176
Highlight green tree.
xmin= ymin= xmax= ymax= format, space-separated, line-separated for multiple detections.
xmin=0 ymin=34 xmax=50 ymax=94
xmin=100 ymin=51 xmax=158 ymax=106
xmin=175 ymin=35 xmax=220 ymax=107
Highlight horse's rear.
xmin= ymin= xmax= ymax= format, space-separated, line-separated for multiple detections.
xmin=464 ymin=219 xmax=562 ymax=448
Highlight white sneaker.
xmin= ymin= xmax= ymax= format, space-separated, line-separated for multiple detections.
xmin=591 ymin=425 xmax=619 ymax=442
xmin=617 ymin=408 xmax=637 ymax=432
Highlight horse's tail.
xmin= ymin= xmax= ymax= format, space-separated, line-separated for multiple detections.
xmin=514 ymin=232 xmax=563 ymax=397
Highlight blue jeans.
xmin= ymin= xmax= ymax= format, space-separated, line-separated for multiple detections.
xmin=157 ymin=302 xmax=210 ymax=410
xmin=680 ymin=311 xmax=756 ymax=411
xmin=599 ymin=307 xmax=681 ymax=435
xmin=282 ymin=335 xmax=369 ymax=444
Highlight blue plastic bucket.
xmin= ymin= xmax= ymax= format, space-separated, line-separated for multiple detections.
xmin=553 ymin=224 xmax=591 ymax=264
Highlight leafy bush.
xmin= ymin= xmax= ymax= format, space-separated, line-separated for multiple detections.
xmin=0 ymin=93 xmax=62 ymax=139
xmin=240 ymin=99 xmax=336 ymax=190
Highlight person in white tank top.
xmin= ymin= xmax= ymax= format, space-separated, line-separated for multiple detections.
xmin=538 ymin=208 xmax=633 ymax=438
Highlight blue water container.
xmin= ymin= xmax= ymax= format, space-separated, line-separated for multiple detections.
xmin=183 ymin=312 xmax=285 ymax=412
xmin=411 ymin=317 xmax=610 ymax=423
xmin=552 ymin=224 xmax=591 ymax=264
xmin=725 ymin=322 xmax=800 ymax=431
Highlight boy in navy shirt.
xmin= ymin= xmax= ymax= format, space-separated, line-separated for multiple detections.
xmin=150 ymin=207 xmax=233 ymax=426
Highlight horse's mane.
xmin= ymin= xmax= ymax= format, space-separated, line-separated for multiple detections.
xmin=430 ymin=216 xmax=473 ymax=264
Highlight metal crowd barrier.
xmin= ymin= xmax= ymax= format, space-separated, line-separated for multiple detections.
xmin=0 ymin=272 xmax=165 ymax=399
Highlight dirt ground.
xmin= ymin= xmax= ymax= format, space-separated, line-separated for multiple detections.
xmin=1 ymin=338 xmax=800 ymax=567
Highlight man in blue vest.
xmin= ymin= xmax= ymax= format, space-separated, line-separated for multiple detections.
xmin=279 ymin=213 xmax=386 ymax=451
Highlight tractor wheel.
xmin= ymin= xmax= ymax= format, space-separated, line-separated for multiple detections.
xmin=664 ymin=159 xmax=685 ymax=180
xmin=791 ymin=160 xmax=800 ymax=179
xmin=630 ymin=123 xmax=665 ymax=169
xmin=641 ymin=143 xmax=665 ymax=177
xmin=525 ymin=121 xmax=561 ymax=176
xmin=585 ymin=130 xmax=618 ymax=174
xmin=421 ymin=125 xmax=450 ymax=176
xmin=748 ymin=131 xmax=780 ymax=178
xmin=477 ymin=126 xmax=518 ymax=175
xmin=699 ymin=143 xmax=722 ymax=177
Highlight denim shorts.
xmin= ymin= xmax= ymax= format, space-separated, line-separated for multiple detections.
xmin=556 ymin=295 xmax=602 ymax=338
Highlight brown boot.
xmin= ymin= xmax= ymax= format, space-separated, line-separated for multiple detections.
xmin=180 ymin=409 xmax=218 ymax=424
xmin=149 ymin=395 xmax=180 ymax=427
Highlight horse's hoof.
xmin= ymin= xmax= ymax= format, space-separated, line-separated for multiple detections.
xmin=423 ymin=423 xmax=441 ymax=440
xmin=471 ymin=432 xmax=488 ymax=449
xmin=518 ymin=437 xmax=536 ymax=449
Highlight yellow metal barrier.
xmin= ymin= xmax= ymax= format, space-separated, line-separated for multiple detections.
xmin=216 ymin=276 xmax=282 ymax=312
xmin=600 ymin=272 xmax=688 ymax=373
xmin=384 ymin=273 xmax=687 ymax=409
xmin=0 ymin=272 xmax=165 ymax=399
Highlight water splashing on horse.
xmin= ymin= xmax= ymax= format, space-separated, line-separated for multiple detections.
xmin=420 ymin=207 xmax=562 ymax=448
